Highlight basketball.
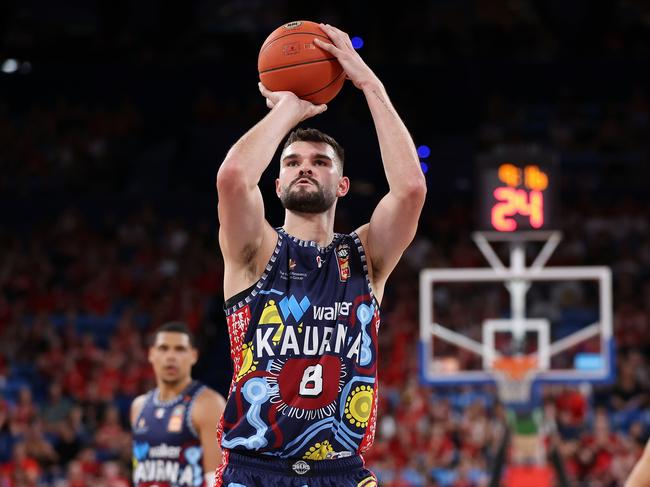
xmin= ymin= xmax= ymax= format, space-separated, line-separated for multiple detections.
xmin=258 ymin=20 xmax=345 ymax=105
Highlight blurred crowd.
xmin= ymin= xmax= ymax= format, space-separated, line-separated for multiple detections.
xmin=0 ymin=206 xmax=228 ymax=486
xmin=1 ymin=194 xmax=650 ymax=486
xmin=2 ymin=1 xmax=650 ymax=486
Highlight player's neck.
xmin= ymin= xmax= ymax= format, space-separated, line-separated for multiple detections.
xmin=156 ymin=377 xmax=192 ymax=401
xmin=282 ymin=210 xmax=335 ymax=247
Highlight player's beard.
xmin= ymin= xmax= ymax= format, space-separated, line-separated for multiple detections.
xmin=161 ymin=376 xmax=182 ymax=386
xmin=281 ymin=178 xmax=336 ymax=214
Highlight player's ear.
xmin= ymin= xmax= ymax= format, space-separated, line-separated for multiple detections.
xmin=191 ymin=348 xmax=198 ymax=366
xmin=147 ymin=347 xmax=154 ymax=364
xmin=336 ymin=176 xmax=350 ymax=197
xmin=275 ymin=178 xmax=281 ymax=197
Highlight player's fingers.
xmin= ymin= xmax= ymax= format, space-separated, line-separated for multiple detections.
xmin=313 ymin=37 xmax=337 ymax=53
xmin=266 ymin=98 xmax=274 ymax=109
xmin=320 ymin=23 xmax=342 ymax=36
xmin=321 ymin=24 xmax=352 ymax=47
xmin=258 ymin=82 xmax=272 ymax=97
xmin=301 ymin=104 xmax=327 ymax=121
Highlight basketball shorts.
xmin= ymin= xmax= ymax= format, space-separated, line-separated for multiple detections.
xmin=215 ymin=450 xmax=377 ymax=487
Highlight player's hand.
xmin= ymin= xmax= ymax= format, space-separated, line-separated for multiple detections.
xmin=314 ymin=24 xmax=379 ymax=90
xmin=258 ymin=82 xmax=327 ymax=121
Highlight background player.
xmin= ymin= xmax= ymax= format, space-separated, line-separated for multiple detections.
xmin=215 ymin=22 xmax=427 ymax=486
xmin=131 ymin=321 xmax=225 ymax=486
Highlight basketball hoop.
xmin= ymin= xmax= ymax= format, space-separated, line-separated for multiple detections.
xmin=492 ymin=355 xmax=538 ymax=405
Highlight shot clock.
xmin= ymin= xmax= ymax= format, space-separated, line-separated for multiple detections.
xmin=477 ymin=148 xmax=559 ymax=233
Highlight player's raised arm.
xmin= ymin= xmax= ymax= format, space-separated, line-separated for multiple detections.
xmin=216 ymin=86 xmax=327 ymax=297
xmin=315 ymin=24 xmax=426 ymax=301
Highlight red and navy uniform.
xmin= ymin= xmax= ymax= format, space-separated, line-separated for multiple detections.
xmin=216 ymin=229 xmax=379 ymax=485
xmin=132 ymin=381 xmax=206 ymax=487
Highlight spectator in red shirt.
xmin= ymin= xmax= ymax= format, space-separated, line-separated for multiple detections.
xmin=427 ymin=424 xmax=456 ymax=468
xmin=66 ymin=459 xmax=91 ymax=487
xmin=1 ymin=442 xmax=41 ymax=487
xmin=98 ymin=460 xmax=130 ymax=487
xmin=10 ymin=386 xmax=38 ymax=433
xmin=94 ymin=406 xmax=129 ymax=460
xmin=23 ymin=419 xmax=58 ymax=469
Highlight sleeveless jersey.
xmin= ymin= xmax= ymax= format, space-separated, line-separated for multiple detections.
xmin=218 ymin=228 xmax=380 ymax=460
xmin=132 ymin=381 xmax=207 ymax=487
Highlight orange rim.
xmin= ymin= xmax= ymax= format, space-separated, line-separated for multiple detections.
xmin=492 ymin=355 xmax=537 ymax=380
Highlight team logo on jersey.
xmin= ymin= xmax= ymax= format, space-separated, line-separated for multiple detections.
xmin=289 ymin=258 xmax=297 ymax=271
xmin=336 ymin=243 xmax=350 ymax=282
xmin=316 ymin=255 xmax=323 ymax=268
xmin=167 ymin=405 xmax=185 ymax=432
xmin=155 ymin=408 xmax=165 ymax=419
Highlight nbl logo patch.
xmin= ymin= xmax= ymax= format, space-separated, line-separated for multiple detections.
xmin=292 ymin=460 xmax=311 ymax=475
xmin=336 ymin=243 xmax=350 ymax=282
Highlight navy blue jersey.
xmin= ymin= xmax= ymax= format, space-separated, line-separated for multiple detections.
xmin=132 ymin=381 xmax=206 ymax=487
xmin=217 ymin=229 xmax=380 ymax=463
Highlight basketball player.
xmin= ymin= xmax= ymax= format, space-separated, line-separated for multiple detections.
xmin=215 ymin=23 xmax=426 ymax=486
xmin=626 ymin=440 xmax=650 ymax=487
xmin=131 ymin=322 xmax=226 ymax=487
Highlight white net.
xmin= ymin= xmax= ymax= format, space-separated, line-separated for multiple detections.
xmin=492 ymin=355 xmax=538 ymax=405
xmin=494 ymin=373 xmax=535 ymax=405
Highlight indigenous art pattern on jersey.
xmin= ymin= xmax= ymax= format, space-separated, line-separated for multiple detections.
xmin=133 ymin=381 xmax=206 ymax=486
xmin=218 ymin=229 xmax=380 ymax=460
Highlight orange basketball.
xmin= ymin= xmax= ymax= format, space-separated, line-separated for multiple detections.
xmin=258 ymin=20 xmax=345 ymax=105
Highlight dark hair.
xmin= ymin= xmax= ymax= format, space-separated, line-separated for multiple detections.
xmin=153 ymin=321 xmax=196 ymax=348
xmin=283 ymin=128 xmax=344 ymax=173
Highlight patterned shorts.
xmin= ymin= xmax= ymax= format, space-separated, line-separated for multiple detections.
xmin=215 ymin=450 xmax=377 ymax=487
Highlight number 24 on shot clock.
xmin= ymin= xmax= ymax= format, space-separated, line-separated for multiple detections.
xmin=477 ymin=149 xmax=559 ymax=233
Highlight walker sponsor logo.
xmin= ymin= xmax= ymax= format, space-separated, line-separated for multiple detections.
xmin=312 ymin=302 xmax=351 ymax=320
xmin=133 ymin=460 xmax=194 ymax=485
xmin=255 ymin=323 xmax=361 ymax=361
xmin=148 ymin=443 xmax=181 ymax=459
xmin=279 ymin=295 xmax=311 ymax=322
